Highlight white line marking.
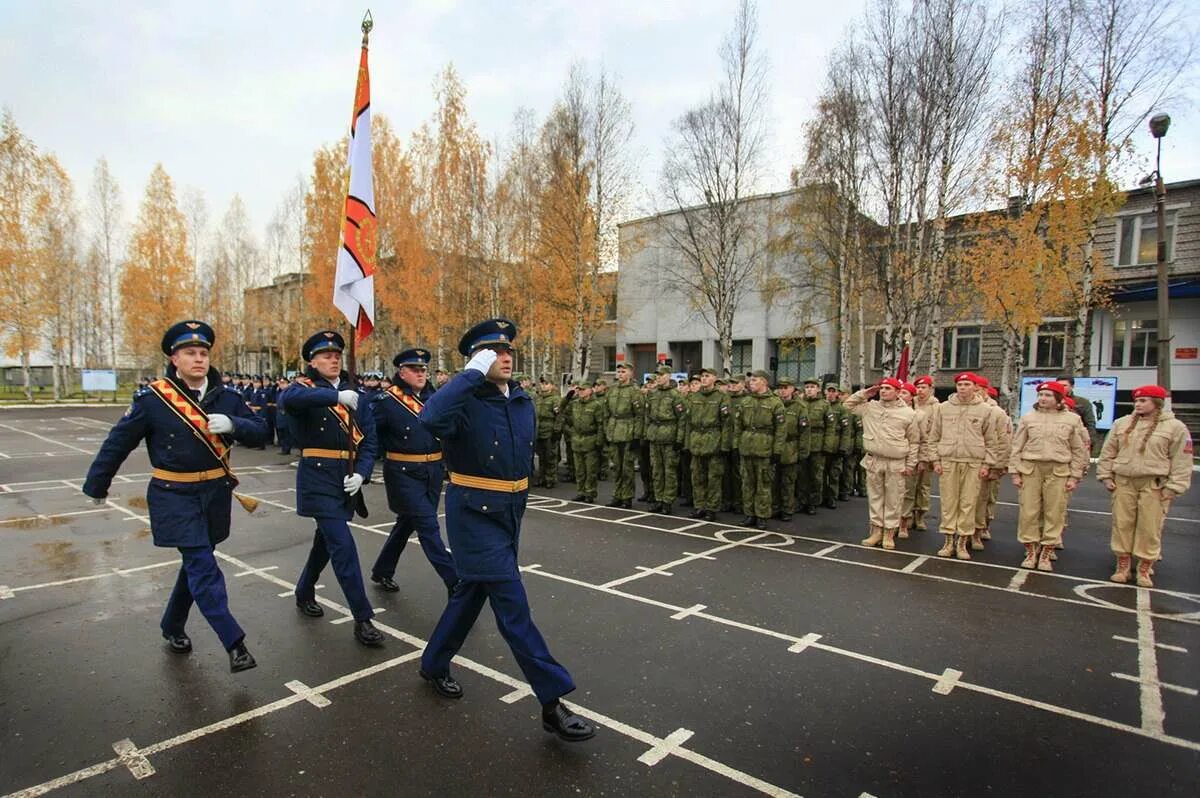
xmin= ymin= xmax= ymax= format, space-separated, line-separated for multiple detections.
xmin=1137 ymin=587 xmax=1169 ymax=734
xmin=518 ymin=563 xmax=542 ymax=573
xmin=330 ymin=608 xmax=385 ymax=625
xmin=671 ymin=521 xmax=709 ymax=532
xmin=0 ymin=585 xmax=14 ymax=599
xmin=0 ymin=422 xmax=94 ymax=453
xmin=618 ymin=512 xmax=653 ymax=521
xmin=1008 ymin=570 xmax=1031 ymax=591
xmin=638 ymin=727 xmax=695 ymax=766
xmin=787 ymin=633 xmax=823 ymax=654
xmin=233 ymin=565 xmax=279 ymax=578
xmin=932 ymin=668 xmax=963 ymax=695
xmin=284 ymin=680 xmax=332 ymax=708
xmin=812 ymin=543 xmax=843 ymax=557
xmin=1111 ymin=673 xmax=1198 ymax=697
xmin=681 ymin=551 xmax=718 ymax=561
xmin=599 ymin=533 xmax=770 ymax=589
xmin=562 ymin=505 xmax=600 ymax=515
xmin=669 ymin=604 xmax=707 ymax=620
xmin=499 ymin=686 xmax=533 ymax=704
xmin=900 ymin=555 xmax=928 ymax=574
xmin=110 ymin=738 xmax=155 ymax=780
xmin=1112 ymin=635 xmax=1187 ymax=654
xmin=5 ymin=560 xmax=177 ymax=596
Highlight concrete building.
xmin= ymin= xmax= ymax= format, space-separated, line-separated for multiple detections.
xmin=616 ymin=189 xmax=832 ymax=381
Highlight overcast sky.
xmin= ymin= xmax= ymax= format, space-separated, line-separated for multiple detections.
xmin=2 ymin=0 xmax=1197 ymax=250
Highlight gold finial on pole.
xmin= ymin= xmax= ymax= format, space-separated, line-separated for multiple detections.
xmin=361 ymin=10 xmax=373 ymax=45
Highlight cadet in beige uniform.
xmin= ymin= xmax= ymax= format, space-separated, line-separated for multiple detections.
xmin=909 ymin=376 xmax=939 ymax=531
xmin=1009 ymin=381 xmax=1090 ymax=571
xmin=1097 ymin=384 xmax=1193 ymax=587
xmin=896 ymin=381 xmax=920 ymax=539
xmin=971 ymin=379 xmax=1011 ymax=551
xmin=923 ymin=372 xmax=1005 ymax=560
xmin=845 ymin=378 xmax=920 ymax=550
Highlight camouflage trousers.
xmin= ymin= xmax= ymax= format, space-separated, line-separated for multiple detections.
xmin=609 ymin=441 xmax=637 ymax=502
xmin=797 ymin=454 xmax=824 ymax=508
xmin=535 ymin=437 xmax=558 ymax=487
xmin=823 ymin=453 xmax=843 ymax=502
xmin=690 ymin=454 xmax=725 ymax=512
xmin=573 ymin=448 xmax=599 ymax=499
xmin=650 ymin=443 xmax=679 ymax=504
xmin=774 ymin=463 xmax=798 ymax=515
xmin=740 ymin=456 xmax=774 ymax=519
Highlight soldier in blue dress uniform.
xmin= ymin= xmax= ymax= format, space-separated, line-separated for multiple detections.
xmin=263 ymin=376 xmax=278 ymax=446
xmin=278 ymin=330 xmax=384 ymax=647
xmin=82 ymin=320 xmax=267 ymax=672
xmin=274 ymin=376 xmax=293 ymax=454
xmin=369 ymin=348 xmax=458 ymax=594
xmin=417 ymin=318 xmax=595 ymax=742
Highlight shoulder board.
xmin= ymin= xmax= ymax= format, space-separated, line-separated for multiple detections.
xmin=296 ymin=377 xmax=315 ymax=387
xmin=133 ymin=386 xmax=152 ymax=399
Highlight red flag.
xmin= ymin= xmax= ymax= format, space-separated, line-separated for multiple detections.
xmin=896 ymin=345 xmax=910 ymax=382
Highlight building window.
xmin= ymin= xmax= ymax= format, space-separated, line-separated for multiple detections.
xmin=1110 ymin=319 xmax=1157 ymax=368
xmin=872 ymin=330 xmax=888 ymax=370
xmin=603 ymin=346 xmax=617 ymax=372
xmin=728 ymin=340 xmax=752 ymax=376
xmin=1027 ymin=322 xmax=1067 ymax=369
xmin=774 ymin=338 xmax=815 ymax=381
xmin=1117 ymin=213 xmax=1176 ymax=266
xmin=940 ymin=326 xmax=981 ymax=370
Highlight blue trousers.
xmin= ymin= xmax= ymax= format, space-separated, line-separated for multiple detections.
xmin=421 ymin=578 xmax=575 ymax=705
xmin=295 ymin=518 xmax=373 ymax=621
xmin=160 ymin=546 xmax=244 ymax=650
xmin=372 ymin=514 xmax=457 ymax=588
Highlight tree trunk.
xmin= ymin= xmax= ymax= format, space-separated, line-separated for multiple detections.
xmin=21 ymin=349 xmax=33 ymax=401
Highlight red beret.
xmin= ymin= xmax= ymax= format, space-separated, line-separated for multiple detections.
xmin=880 ymin=377 xmax=904 ymax=390
xmin=914 ymin=375 xmax=933 ymax=387
xmin=1064 ymin=396 xmax=1076 ymax=409
xmin=1037 ymin=381 xmax=1067 ymax=397
xmin=986 ymin=386 xmax=998 ymax=398
xmin=1132 ymin=384 xmax=1169 ymax=400
xmin=954 ymin=372 xmax=977 ymax=384
xmin=902 ymin=382 xmax=917 ymax=395
xmin=976 ymin=375 xmax=992 ymax=388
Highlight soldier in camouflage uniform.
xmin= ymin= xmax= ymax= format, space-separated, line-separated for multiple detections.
xmin=683 ymin=367 xmax=731 ymax=521
xmin=603 ymin=363 xmax=643 ymax=509
xmin=797 ymin=378 xmax=829 ymax=514
xmin=851 ymin=395 xmax=867 ymax=497
xmin=838 ymin=385 xmax=859 ymax=500
xmin=593 ymin=378 xmax=610 ymax=481
xmin=534 ymin=377 xmax=562 ymax=488
xmin=773 ymin=379 xmax=810 ymax=521
xmin=823 ymin=382 xmax=847 ymax=509
xmin=559 ymin=384 xmax=578 ymax=482
xmin=569 ymin=381 xmax=606 ymax=503
xmin=722 ymin=375 xmax=748 ymax=513
xmin=644 ymin=366 xmax=686 ymax=514
xmin=676 ymin=379 xmax=694 ymax=508
xmin=637 ymin=377 xmax=655 ymax=503
xmin=736 ymin=370 xmax=787 ymax=529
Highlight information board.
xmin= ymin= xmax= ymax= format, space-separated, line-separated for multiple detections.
xmin=81 ymin=369 xmax=118 ymax=392
xmin=1018 ymin=376 xmax=1117 ymax=428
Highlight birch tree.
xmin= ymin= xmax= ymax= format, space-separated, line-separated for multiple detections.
xmin=657 ymin=0 xmax=769 ymax=375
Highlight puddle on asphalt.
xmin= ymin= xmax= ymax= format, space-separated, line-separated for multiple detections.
xmin=33 ymin=540 xmax=82 ymax=572
xmin=0 ymin=515 xmax=71 ymax=530
xmin=126 ymin=496 xmax=149 ymax=509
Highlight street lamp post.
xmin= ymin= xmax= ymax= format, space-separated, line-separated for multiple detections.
xmin=1149 ymin=113 xmax=1171 ymax=394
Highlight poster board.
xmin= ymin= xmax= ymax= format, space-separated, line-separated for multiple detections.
xmin=1018 ymin=376 xmax=1117 ymax=428
xmin=81 ymin=369 xmax=118 ymax=392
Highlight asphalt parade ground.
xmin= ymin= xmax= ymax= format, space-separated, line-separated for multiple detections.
xmin=1 ymin=407 xmax=1198 ymax=797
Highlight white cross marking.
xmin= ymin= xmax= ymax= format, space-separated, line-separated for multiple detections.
xmin=111 ymin=738 xmax=155 ymax=779
xmin=331 ymin=608 xmax=385 ymax=624
xmin=669 ymin=604 xmax=707 ymax=620
xmin=499 ymin=685 xmax=533 ymax=704
xmin=234 ymin=565 xmax=279 ymax=578
xmin=285 ymin=680 xmax=332 ymax=708
xmin=637 ymin=728 xmax=694 ymax=766
xmin=932 ymin=668 xmax=963 ymax=695
xmin=0 ymin=585 xmax=14 ymax=600
xmin=788 ymin=633 xmax=823 ymax=654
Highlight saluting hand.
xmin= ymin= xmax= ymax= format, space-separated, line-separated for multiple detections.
xmin=207 ymin=413 xmax=234 ymax=434
xmin=337 ymin=390 xmax=359 ymax=411
xmin=466 ymin=348 xmax=498 ymax=375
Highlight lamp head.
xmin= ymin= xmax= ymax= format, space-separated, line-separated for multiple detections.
xmin=1149 ymin=113 xmax=1170 ymax=139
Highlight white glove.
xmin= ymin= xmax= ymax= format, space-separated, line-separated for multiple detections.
xmin=465 ymin=348 xmax=498 ymax=375
xmin=343 ymin=473 xmax=364 ymax=495
xmin=207 ymin=413 xmax=234 ymax=434
xmin=337 ymin=390 xmax=359 ymax=411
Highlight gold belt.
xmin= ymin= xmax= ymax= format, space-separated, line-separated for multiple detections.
xmin=386 ymin=451 xmax=443 ymax=463
xmin=302 ymin=448 xmax=353 ymax=459
xmin=249 ymin=405 xmax=262 ymax=410
xmin=448 ymin=472 xmax=529 ymax=493
xmin=152 ymin=467 xmax=226 ymax=483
